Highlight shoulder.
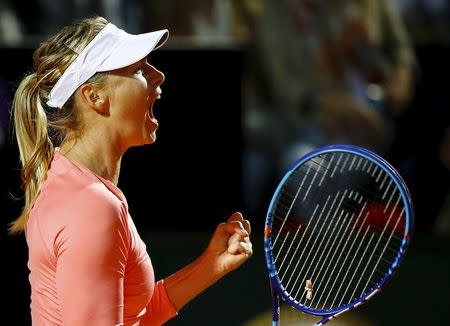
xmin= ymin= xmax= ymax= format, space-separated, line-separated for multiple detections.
xmin=31 ymin=159 xmax=129 ymax=241
xmin=38 ymin=175 xmax=123 ymax=221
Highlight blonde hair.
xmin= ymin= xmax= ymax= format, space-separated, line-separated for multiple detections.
xmin=9 ymin=16 xmax=109 ymax=234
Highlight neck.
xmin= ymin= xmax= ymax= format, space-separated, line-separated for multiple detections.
xmin=60 ymin=136 xmax=123 ymax=185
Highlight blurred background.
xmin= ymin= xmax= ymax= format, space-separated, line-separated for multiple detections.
xmin=0 ymin=0 xmax=449 ymax=325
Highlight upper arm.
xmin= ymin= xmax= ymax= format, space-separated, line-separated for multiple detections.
xmin=141 ymin=280 xmax=178 ymax=326
xmin=54 ymin=191 xmax=129 ymax=325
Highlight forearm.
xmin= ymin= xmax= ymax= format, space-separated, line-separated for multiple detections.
xmin=164 ymin=213 xmax=252 ymax=312
xmin=163 ymin=252 xmax=224 ymax=311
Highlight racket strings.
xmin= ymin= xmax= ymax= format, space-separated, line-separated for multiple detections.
xmin=272 ymin=191 xmax=404 ymax=254
xmin=297 ymin=208 xmax=375 ymax=307
xmin=272 ymin=187 xmax=404 ymax=265
xmin=274 ymin=154 xmax=404 ymax=236
xmin=273 ymin=168 xmax=394 ymax=232
xmin=308 ymin=212 xmax=372 ymax=309
xmin=269 ymin=152 xmax=407 ymax=311
xmin=286 ymin=191 xmax=350 ymax=293
xmin=276 ymin=200 xmax=404 ymax=310
xmin=281 ymin=157 xmax=396 ymax=208
xmin=287 ymin=200 xmax=403 ymax=309
xmin=272 ymin=164 xmax=312 ymax=248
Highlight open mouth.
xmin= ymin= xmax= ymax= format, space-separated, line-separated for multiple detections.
xmin=148 ymin=87 xmax=162 ymax=120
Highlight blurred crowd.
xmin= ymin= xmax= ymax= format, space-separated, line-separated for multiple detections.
xmin=0 ymin=0 xmax=449 ymax=235
xmin=233 ymin=0 xmax=417 ymax=212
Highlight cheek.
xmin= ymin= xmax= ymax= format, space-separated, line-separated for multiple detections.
xmin=131 ymin=81 xmax=149 ymax=108
xmin=113 ymin=84 xmax=148 ymax=118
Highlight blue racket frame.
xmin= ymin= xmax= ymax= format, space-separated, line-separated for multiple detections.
xmin=264 ymin=144 xmax=414 ymax=325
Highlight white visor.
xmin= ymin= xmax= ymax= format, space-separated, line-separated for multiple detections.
xmin=46 ymin=23 xmax=169 ymax=109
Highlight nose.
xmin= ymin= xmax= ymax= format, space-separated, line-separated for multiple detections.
xmin=146 ymin=64 xmax=165 ymax=87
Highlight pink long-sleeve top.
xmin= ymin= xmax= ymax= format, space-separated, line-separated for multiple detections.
xmin=25 ymin=150 xmax=177 ymax=325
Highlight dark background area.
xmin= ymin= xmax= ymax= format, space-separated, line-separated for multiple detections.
xmin=1 ymin=43 xmax=450 ymax=325
xmin=0 ymin=46 xmax=246 ymax=229
xmin=0 ymin=47 xmax=246 ymax=325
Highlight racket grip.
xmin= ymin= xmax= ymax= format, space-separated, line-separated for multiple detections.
xmin=270 ymin=278 xmax=280 ymax=325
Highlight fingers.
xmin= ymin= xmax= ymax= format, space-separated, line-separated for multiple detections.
xmin=226 ymin=213 xmax=253 ymax=257
xmin=220 ymin=220 xmax=248 ymax=238
xmin=227 ymin=239 xmax=253 ymax=256
xmin=227 ymin=232 xmax=253 ymax=256
xmin=209 ymin=212 xmax=252 ymax=253
xmin=227 ymin=212 xmax=243 ymax=223
xmin=205 ymin=212 xmax=253 ymax=275
xmin=227 ymin=212 xmax=251 ymax=235
xmin=242 ymin=219 xmax=251 ymax=235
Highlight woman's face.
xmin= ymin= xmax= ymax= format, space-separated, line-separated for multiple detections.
xmin=106 ymin=59 xmax=165 ymax=150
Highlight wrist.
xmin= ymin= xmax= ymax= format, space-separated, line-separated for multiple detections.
xmin=163 ymin=251 xmax=224 ymax=311
xmin=200 ymin=247 xmax=229 ymax=280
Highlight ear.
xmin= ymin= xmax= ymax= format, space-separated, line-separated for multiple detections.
xmin=78 ymin=84 xmax=109 ymax=115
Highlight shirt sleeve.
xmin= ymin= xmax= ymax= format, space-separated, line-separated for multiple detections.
xmin=54 ymin=189 xmax=129 ymax=326
xmin=141 ymin=280 xmax=178 ymax=326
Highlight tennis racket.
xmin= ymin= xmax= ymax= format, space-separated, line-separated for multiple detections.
xmin=264 ymin=144 xmax=413 ymax=325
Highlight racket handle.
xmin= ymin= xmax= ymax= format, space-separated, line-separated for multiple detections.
xmin=270 ymin=278 xmax=280 ymax=325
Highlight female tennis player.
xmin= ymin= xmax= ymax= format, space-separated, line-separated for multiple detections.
xmin=9 ymin=16 xmax=252 ymax=325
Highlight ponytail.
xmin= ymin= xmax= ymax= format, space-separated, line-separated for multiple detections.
xmin=8 ymin=16 xmax=109 ymax=235
xmin=9 ymin=73 xmax=54 ymax=234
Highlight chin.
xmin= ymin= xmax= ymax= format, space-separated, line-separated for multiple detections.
xmin=129 ymin=133 xmax=156 ymax=148
xmin=144 ymin=131 xmax=157 ymax=145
